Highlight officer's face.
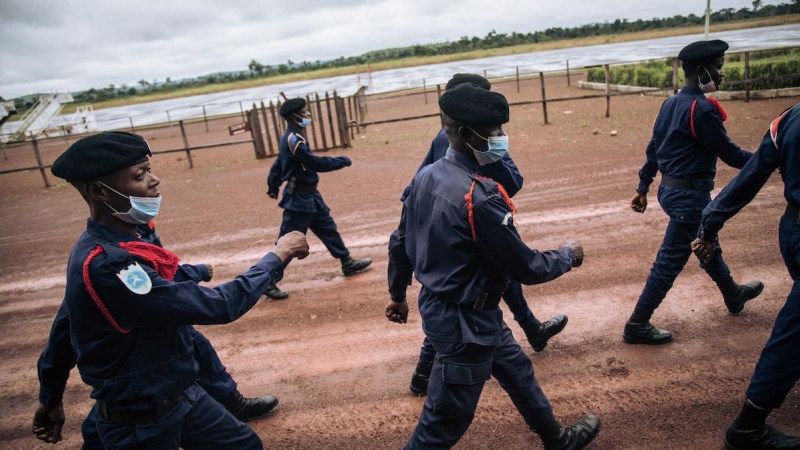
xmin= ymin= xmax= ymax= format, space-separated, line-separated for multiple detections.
xmin=296 ymin=107 xmax=311 ymax=119
xmin=701 ymin=57 xmax=725 ymax=86
xmin=98 ymin=161 xmax=160 ymax=210
xmin=463 ymin=125 xmax=505 ymax=152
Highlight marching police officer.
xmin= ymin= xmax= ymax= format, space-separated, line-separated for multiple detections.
xmin=693 ymin=103 xmax=800 ymax=450
xmin=624 ymin=39 xmax=763 ymax=345
xmin=386 ymin=83 xmax=600 ymax=449
xmin=34 ymin=224 xmax=280 ymax=447
xmin=34 ymin=131 xmax=308 ymax=449
xmin=388 ymin=73 xmax=569 ymax=396
xmin=265 ymin=98 xmax=371 ymax=299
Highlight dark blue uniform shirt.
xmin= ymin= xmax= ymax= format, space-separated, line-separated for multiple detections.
xmin=267 ymin=123 xmax=351 ymax=213
xmin=60 ymin=219 xmax=282 ymax=414
xmin=400 ymin=128 xmax=523 ymax=201
xmin=637 ymin=87 xmax=752 ymax=195
xmin=391 ymin=148 xmax=575 ymax=345
xmin=699 ymin=104 xmax=800 ymax=241
xmin=37 ymin=224 xmax=211 ymax=406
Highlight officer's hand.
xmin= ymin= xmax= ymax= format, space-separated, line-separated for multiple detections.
xmin=32 ymin=402 xmax=65 ymax=444
xmin=267 ymin=190 xmax=279 ymax=200
xmin=272 ymin=231 xmax=309 ymax=263
xmin=691 ymin=238 xmax=715 ymax=263
xmin=385 ymin=300 xmax=409 ymax=324
xmin=203 ymin=264 xmax=214 ymax=281
xmin=560 ymin=240 xmax=584 ymax=267
xmin=631 ymin=192 xmax=648 ymax=213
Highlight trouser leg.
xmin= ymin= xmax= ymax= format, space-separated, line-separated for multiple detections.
xmin=404 ymin=339 xmax=493 ymax=450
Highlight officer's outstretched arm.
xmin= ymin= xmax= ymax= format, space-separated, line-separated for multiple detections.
xmin=386 ymin=206 xmax=412 ymax=323
xmin=34 ymin=303 xmax=73 ymax=444
xmin=696 ymin=108 xmax=751 ymax=169
xmin=289 ymin=133 xmax=351 ymax=173
xmin=473 ymin=196 xmax=575 ymax=285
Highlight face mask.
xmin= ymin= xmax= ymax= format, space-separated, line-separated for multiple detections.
xmin=465 ymin=126 xmax=509 ymax=166
xmin=294 ymin=114 xmax=312 ymax=128
xmin=99 ymin=182 xmax=162 ymax=225
xmin=698 ymin=66 xmax=717 ymax=94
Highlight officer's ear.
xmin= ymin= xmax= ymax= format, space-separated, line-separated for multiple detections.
xmin=84 ymin=180 xmax=110 ymax=202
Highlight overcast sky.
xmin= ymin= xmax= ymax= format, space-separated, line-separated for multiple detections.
xmin=0 ymin=0 xmax=781 ymax=98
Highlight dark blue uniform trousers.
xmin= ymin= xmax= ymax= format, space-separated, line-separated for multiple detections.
xmin=746 ymin=216 xmax=800 ymax=409
xmin=635 ymin=218 xmax=733 ymax=313
xmin=419 ymin=281 xmax=537 ymax=364
xmin=405 ymin=326 xmax=554 ymax=449
xmin=279 ymin=209 xmax=349 ymax=259
xmin=82 ymin=330 xmax=239 ymax=449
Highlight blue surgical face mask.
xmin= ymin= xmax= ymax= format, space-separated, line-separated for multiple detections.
xmin=465 ymin=126 xmax=509 ymax=166
xmin=294 ymin=114 xmax=312 ymax=128
xmin=99 ymin=182 xmax=162 ymax=225
xmin=698 ymin=66 xmax=717 ymax=94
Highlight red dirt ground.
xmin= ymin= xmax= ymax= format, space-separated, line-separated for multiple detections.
xmin=1 ymin=76 xmax=798 ymax=449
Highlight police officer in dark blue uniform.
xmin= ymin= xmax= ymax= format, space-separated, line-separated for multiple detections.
xmin=693 ymin=103 xmax=800 ymax=450
xmin=32 ymin=131 xmax=308 ymax=449
xmin=386 ymin=83 xmax=600 ymax=449
xmin=265 ymin=98 xmax=371 ymax=299
xmin=624 ymin=39 xmax=763 ymax=345
xmin=389 ymin=74 xmax=569 ymax=396
xmin=34 ymin=224 xmax=281 ymax=448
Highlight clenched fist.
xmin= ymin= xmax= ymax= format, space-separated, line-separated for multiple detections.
xmin=560 ymin=240 xmax=584 ymax=267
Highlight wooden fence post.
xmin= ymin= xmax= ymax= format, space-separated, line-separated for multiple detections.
xmin=202 ymin=105 xmax=209 ymax=132
xmin=539 ymin=72 xmax=549 ymax=125
xmin=179 ymin=120 xmax=194 ymax=169
xmin=129 ymin=117 xmax=135 ymax=132
xmin=260 ymin=101 xmax=275 ymax=156
xmin=269 ymin=101 xmax=281 ymax=151
xmin=347 ymin=96 xmax=355 ymax=140
xmin=31 ymin=139 xmax=51 ymax=188
xmin=315 ymin=94 xmax=328 ymax=150
xmin=423 ymin=78 xmax=428 ymax=104
xmin=672 ymin=58 xmax=680 ymax=94
xmin=239 ymin=101 xmax=245 ymax=121
xmin=326 ymin=91 xmax=336 ymax=149
xmin=437 ymin=84 xmax=444 ymax=128
xmin=166 ymin=110 xmax=174 ymax=136
xmin=516 ymin=67 xmax=520 ymax=93
xmin=566 ymin=60 xmax=571 ymax=87
xmin=249 ymin=106 xmax=267 ymax=159
xmin=604 ymin=64 xmax=611 ymax=118
xmin=334 ymin=93 xmax=350 ymax=148
xmin=745 ymin=51 xmax=751 ymax=103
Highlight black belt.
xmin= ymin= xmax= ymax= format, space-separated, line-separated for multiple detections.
xmin=295 ymin=183 xmax=317 ymax=193
xmin=660 ymin=175 xmax=713 ymax=191
xmin=472 ymin=292 xmax=502 ymax=310
xmin=97 ymin=395 xmax=180 ymax=425
xmin=786 ymin=203 xmax=800 ymax=224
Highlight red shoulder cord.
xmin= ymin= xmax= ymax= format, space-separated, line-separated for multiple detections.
xmin=691 ymin=98 xmax=728 ymax=138
xmin=464 ymin=175 xmax=517 ymax=243
xmin=82 ymin=241 xmax=181 ymax=334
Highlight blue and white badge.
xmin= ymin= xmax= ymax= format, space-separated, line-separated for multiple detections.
xmin=116 ymin=262 xmax=152 ymax=295
xmin=502 ymin=212 xmax=513 ymax=226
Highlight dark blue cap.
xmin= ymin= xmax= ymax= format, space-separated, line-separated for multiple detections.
xmin=678 ymin=39 xmax=729 ymax=63
xmin=439 ymin=82 xmax=509 ymax=126
xmin=280 ymin=98 xmax=306 ymax=118
xmin=51 ymin=131 xmax=152 ymax=181
xmin=446 ymin=73 xmax=491 ymax=91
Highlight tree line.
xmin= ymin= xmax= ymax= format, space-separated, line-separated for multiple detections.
xmin=20 ymin=1 xmax=796 ymax=107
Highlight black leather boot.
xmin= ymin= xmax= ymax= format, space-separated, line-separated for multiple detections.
xmin=724 ymin=281 xmax=765 ymax=315
xmin=264 ymin=284 xmax=289 ymax=300
xmin=341 ymin=256 xmax=372 ymax=276
xmin=524 ymin=314 xmax=569 ymax=352
xmin=725 ymin=399 xmax=800 ymax=450
xmin=221 ymin=390 xmax=279 ymax=422
xmin=623 ymin=307 xmax=672 ymax=345
xmin=536 ymin=414 xmax=602 ymax=450
xmin=409 ymin=360 xmax=433 ymax=396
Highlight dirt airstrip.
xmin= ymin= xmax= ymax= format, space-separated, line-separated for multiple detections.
xmin=0 ymin=76 xmax=798 ymax=449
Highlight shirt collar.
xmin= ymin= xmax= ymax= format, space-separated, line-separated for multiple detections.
xmin=444 ymin=147 xmax=479 ymax=173
xmin=680 ymin=86 xmax=704 ymax=97
xmin=85 ymin=219 xmax=144 ymax=243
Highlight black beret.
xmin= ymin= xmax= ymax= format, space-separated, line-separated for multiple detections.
xmin=51 ymin=131 xmax=152 ymax=181
xmin=678 ymin=39 xmax=729 ymax=63
xmin=280 ymin=98 xmax=306 ymax=118
xmin=446 ymin=73 xmax=491 ymax=91
xmin=439 ymin=82 xmax=509 ymax=126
